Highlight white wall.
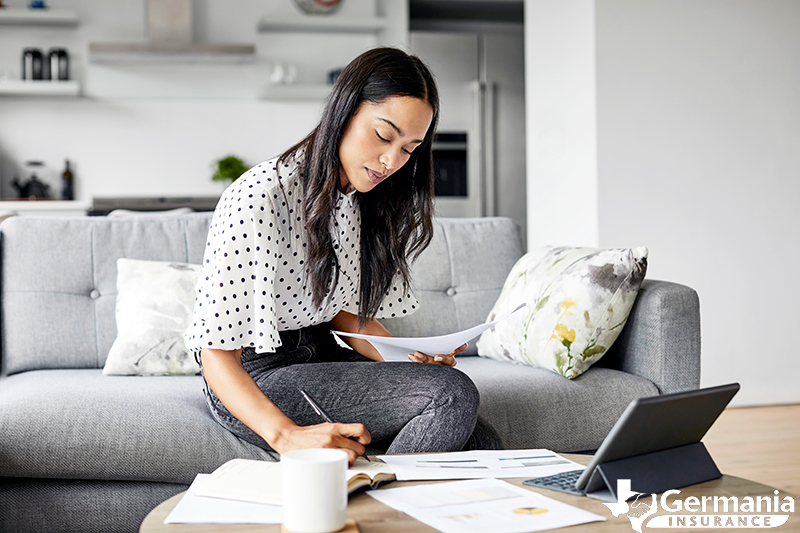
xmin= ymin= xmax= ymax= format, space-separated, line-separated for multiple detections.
xmin=524 ymin=0 xmax=598 ymax=249
xmin=525 ymin=0 xmax=800 ymax=406
xmin=0 ymin=0 xmax=401 ymax=200
xmin=0 ymin=98 xmax=321 ymax=198
xmin=596 ymin=0 xmax=800 ymax=406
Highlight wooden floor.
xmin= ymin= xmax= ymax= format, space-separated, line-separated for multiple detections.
xmin=703 ymin=403 xmax=800 ymax=494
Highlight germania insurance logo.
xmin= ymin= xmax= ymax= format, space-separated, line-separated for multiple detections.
xmin=603 ymin=480 xmax=796 ymax=531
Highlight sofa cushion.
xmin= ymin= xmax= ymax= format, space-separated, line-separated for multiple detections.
xmin=0 ymin=215 xmax=520 ymax=374
xmin=103 ymin=258 xmax=202 ymax=376
xmin=455 ymin=356 xmax=659 ymax=452
xmin=476 ymin=246 xmax=648 ymax=378
xmin=0 ymin=370 xmax=272 ymax=484
xmin=0 ymin=361 xmax=658 ymax=487
xmin=0 ymin=214 xmax=214 ymax=376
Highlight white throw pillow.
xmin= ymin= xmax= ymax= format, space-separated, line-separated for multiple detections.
xmin=476 ymin=246 xmax=648 ymax=379
xmin=103 ymin=258 xmax=202 ymax=376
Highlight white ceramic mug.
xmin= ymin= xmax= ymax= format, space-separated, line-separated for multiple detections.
xmin=281 ymin=449 xmax=348 ymax=533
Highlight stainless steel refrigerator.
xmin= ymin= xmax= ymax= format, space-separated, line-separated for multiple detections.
xmin=411 ymin=30 xmax=526 ymax=243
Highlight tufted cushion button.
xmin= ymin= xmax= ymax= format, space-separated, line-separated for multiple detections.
xmin=446 ymin=287 xmax=456 ymax=296
xmin=89 ymin=289 xmax=101 ymax=300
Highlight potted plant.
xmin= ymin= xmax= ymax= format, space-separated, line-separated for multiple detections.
xmin=212 ymin=156 xmax=248 ymax=185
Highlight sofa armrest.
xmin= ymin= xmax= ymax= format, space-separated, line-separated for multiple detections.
xmin=597 ymin=279 xmax=701 ymax=394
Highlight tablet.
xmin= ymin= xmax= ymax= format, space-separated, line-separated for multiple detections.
xmin=575 ymin=382 xmax=739 ymax=489
xmin=524 ymin=382 xmax=739 ymax=496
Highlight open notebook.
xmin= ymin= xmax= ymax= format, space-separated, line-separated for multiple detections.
xmin=195 ymin=457 xmax=395 ymax=505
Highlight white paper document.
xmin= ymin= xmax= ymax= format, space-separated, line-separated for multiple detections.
xmin=377 ymin=449 xmax=584 ymax=481
xmin=368 ymin=478 xmax=604 ymax=533
xmin=195 ymin=458 xmax=283 ymax=505
xmin=334 ymin=303 xmax=526 ymax=361
xmin=164 ymin=474 xmax=283 ymax=525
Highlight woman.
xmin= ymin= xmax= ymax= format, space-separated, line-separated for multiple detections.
xmin=185 ymin=47 xmax=500 ymax=464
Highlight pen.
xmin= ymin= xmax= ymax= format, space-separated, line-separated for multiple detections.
xmin=300 ymin=389 xmax=371 ymax=462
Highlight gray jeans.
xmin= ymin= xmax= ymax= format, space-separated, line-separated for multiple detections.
xmin=200 ymin=323 xmax=502 ymax=456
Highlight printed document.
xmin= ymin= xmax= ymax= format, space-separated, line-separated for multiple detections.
xmin=195 ymin=458 xmax=282 ymax=505
xmin=368 ymin=478 xmax=604 ymax=533
xmin=334 ymin=303 xmax=526 ymax=361
xmin=377 ymin=449 xmax=583 ymax=481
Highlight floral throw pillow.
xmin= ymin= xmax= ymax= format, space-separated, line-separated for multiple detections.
xmin=103 ymin=258 xmax=202 ymax=376
xmin=476 ymin=246 xmax=648 ymax=379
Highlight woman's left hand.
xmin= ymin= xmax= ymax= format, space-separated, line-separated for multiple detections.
xmin=408 ymin=343 xmax=467 ymax=367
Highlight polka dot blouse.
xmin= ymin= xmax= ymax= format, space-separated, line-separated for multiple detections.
xmin=184 ymin=154 xmax=419 ymax=354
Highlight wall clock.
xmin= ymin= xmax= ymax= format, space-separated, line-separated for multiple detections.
xmin=292 ymin=0 xmax=342 ymax=15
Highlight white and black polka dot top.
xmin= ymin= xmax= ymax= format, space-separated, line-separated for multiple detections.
xmin=184 ymin=154 xmax=419 ymax=354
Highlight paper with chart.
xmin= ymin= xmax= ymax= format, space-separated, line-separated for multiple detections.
xmin=376 ymin=449 xmax=584 ymax=481
xmin=164 ymin=474 xmax=282 ymax=524
xmin=368 ymin=478 xmax=604 ymax=533
xmin=334 ymin=303 xmax=526 ymax=361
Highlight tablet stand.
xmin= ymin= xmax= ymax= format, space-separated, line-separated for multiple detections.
xmin=584 ymin=442 xmax=722 ymax=502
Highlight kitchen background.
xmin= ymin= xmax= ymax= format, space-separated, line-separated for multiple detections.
xmin=1 ymin=0 xmax=799 ymax=408
xmin=0 ymin=0 xmax=526 ymax=238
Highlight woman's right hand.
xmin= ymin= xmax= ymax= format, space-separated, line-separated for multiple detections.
xmin=272 ymin=421 xmax=371 ymax=465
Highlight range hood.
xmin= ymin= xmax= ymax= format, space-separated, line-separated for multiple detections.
xmin=89 ymin=0 xmax=255 ymax=63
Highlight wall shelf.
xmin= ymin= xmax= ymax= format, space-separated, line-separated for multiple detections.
xmin=88 ymin=42 xmax=256 ymax=64
xmin=257 ymin=15 xmax=387 ymax=34
xmin=0 ymin=80 xmax=80 ymax=97
xmin=0 ymin=7 xmax=79 ymax=26
xmin=256 ymin=13 xmax=389 ymax=101
xmin=261 ymin=84 xmax=331 ymax=101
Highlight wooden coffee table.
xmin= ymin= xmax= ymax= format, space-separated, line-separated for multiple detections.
xmin=140 ymin=455 xmax=796 ymax=533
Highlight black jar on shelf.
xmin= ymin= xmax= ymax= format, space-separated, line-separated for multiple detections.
xmin=22 ymin=48 xmax=44 ymax=80
xmin=48 ymin=48 xmax=69 ymax=81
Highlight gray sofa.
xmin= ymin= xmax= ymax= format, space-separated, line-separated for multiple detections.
xmin=0 ymin=213 xmax=700 ymax=533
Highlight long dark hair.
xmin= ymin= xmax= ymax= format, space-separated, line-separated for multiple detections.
xmin=280 ymin=47 xmax=439 ymax=324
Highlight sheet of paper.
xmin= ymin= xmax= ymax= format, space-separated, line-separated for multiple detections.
xmin=376 ymin=449 xmax=584 ymax=481
xmin=164 ymin=474 xmax=283 ymax=524
xmin=334 ymin=303 xmax=526 ymax=361
xmin=195 ymin=458 xmax=283 ymax=505
xmin=368 ymin=478 xmax=604 ymax=533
